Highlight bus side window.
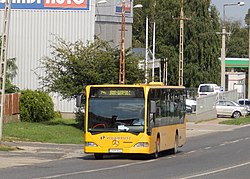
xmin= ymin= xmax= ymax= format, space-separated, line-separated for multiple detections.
xmin=149 ymin=101 xmax=156 ymax=128
xmin=150 ymin=101 xmax=156 ymax=113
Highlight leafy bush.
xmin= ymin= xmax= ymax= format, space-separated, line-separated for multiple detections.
xmin=20 ymin=90 xmax=55 ymax=122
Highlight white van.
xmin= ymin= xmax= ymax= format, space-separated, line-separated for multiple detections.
xmin=197 ymin=84 xmax=221 ymax=98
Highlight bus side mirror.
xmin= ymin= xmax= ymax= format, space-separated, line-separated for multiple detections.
xmin=76 ymin=93 xmax=84 ymax=107
xmin=150 ymin=101 xmax=156 ymax=113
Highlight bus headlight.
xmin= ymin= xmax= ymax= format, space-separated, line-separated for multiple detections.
xmin=85 ymin=142 xmax=97 ymax=147
xmin=134 ymin=142 xmax=149 ymax=147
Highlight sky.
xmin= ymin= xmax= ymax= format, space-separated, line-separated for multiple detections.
xmin=211 ymin=0 xmax=250 ymax=25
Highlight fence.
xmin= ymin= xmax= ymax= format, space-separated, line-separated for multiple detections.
xmin=187 ymin=90 xmax=238 ymax=122
xmin=1 ymin=93 xmax=20 ymax=123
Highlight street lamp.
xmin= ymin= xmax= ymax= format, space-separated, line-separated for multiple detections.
xmin=223 ymin=2 xmax=245 ymax=22
xmin=220 ymin=2 xmax=244 ymax=91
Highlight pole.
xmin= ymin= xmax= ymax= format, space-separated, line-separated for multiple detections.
xmin=145 ymin=16 xmax=148 ymax=84
xmin=166 ymin=58 xmax=168 ymax=85
xmin=119 ymin=0 xmax=126 ymax=84
xmin=0 ymin=0 xmax=11 ymax=140
xmin=152 ymin=21 xmax=155 ymax=82
xmin=248 ymin=26 xmax=250 ymax=99
xmin=221 ymin=3 xmax=245 ymax=91
xmin=178 ymin=0 xmax=184 ymax=86
xmin=221 ymin=26 xmax=226 ymax=91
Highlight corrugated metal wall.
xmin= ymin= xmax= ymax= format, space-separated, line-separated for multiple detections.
xmin=95 ymin=0 xmax=133 ymax=48
xmin=0 ymin=8 xmax=95 ymax=113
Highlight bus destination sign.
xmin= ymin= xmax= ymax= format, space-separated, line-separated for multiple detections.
xmin=90 ymin=87 xmax=144 ymax=98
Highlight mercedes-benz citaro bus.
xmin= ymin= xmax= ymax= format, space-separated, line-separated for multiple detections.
xmin=76 ymin=82 xmax=187 ymax=159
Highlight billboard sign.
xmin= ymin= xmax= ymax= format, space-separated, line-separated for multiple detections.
xmin=115 ymin=0 xmax=131 ymax=14
xmin=0 ymin=0 xmax=90 ymax=10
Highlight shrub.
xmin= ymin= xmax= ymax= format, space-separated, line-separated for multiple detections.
xmin=20 ymin=90 xmax=55 ymax=122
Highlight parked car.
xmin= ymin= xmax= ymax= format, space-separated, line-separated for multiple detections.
xmin=185 ymin=99 xmax=196 ymax=114
xmin=216 ymin=100 xmax=248 ymax=118
xmin=197 ymin=83 xmax=221 ymax=98
xmin=238 ymin=98 xmax=250 ymax=106
xmin=238 ymin=99 xmax=250 ymax=114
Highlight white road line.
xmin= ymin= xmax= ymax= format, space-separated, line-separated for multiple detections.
xmin=180 ymin=161 xmax=250 ymax=179
xmin=186 ymin=150 xmax=196 ymax=154
xmin=204 ymin=147 xmax=211 ymax=150
xmin=33 ymin=159 xmax=156 ymax=179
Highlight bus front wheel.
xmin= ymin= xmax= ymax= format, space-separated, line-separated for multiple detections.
xmin=94 ymin=153 xmax=103 ymax=160
xmin=153 ymin=137 xmax=160 ymax=159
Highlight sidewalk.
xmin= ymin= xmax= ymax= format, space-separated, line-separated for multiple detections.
xmin=0 ymin=118 xmax=241 ymax=169
xmin=186 ymin=118 xmax=240 ymax=137
xmin=0 ymin=142 xmax=84 ymax=168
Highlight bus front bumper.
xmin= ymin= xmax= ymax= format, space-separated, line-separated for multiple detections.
xmin=84 ymin=145 xmax=151 ymax=154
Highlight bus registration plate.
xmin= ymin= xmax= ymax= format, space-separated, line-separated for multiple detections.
xmin=108 ymin=149 xmax=123 ymax=153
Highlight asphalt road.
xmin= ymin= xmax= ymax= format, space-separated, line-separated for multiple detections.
xmin=0 ymin=124 xmax=250 ymax=179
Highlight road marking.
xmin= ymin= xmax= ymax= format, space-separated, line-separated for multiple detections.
xmin=180 ymin=161 xmax=250 ymax=179
xmin=186 ymin=150 xmax=196 ymax=154
xmin=33 ymin=159 xmax=156 ymax=179
xmin=204 ymin=147 xmax=211 ymax=150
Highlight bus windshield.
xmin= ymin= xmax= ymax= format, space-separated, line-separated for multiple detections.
xmin=88 ymin=98 xmax=145 ymax=133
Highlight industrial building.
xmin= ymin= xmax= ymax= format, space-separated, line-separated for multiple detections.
xmin=0 ymin=0 xmax=135 ymax=115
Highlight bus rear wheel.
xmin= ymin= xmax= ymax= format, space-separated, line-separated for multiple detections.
xmin=94 ymin=153 xmax=103 ymax=160
xmin=171 ymin=134 xmax=178 ymax=154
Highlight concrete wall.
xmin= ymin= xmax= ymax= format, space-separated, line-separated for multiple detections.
xmin=187 ymin=90 xmax=238 ymax=122
xmin=187 ymin=94 xmax=217 ymax=122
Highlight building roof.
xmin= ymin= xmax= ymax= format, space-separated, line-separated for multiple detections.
xmin=223 ymin=58 xmax=249 ymax=68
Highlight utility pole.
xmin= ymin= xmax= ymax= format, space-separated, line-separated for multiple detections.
xmin=174 ymin=0 xmax=190 ymax=86
xmin=119 ymin=0 xmax=126 ymax=84
xmin=145 ymin=16 xmax=149 ymax=84
xmin=0 ymin=0 xmax=11 ymax=140
xmin=245 ymin=9 xmax=250 ymax=99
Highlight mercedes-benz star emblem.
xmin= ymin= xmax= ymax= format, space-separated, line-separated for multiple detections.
xmin=112 ymin=140 xmax=119 ymax=147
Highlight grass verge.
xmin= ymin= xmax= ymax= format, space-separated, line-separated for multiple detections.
xmin=219 ymin=116 xmax=250 ymax=125
xmin=3 ymin=118 xmax=83 ymax=144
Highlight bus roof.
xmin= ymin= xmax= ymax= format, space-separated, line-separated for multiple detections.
xmin=86 ymin=84 xmax=185 ymax=89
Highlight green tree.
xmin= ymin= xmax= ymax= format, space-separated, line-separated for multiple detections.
xmin=184 ymin=0 xmax=221 ymax=87
xmin=133 ymin=0 xmax=221 ymax=87
xmin=0 ymin=37 xmax=19 ymax=93
xmin=225 ymin=20 xmax=248 ymax=58
xmin=39 ymin=37 xmax=144 ymax=99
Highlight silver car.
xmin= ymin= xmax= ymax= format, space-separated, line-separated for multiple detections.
xmin=216 ymin=100 xmax=248 ymax=118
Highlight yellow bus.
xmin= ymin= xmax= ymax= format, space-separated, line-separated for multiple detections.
xmin=77 ymin=83 xmax=187 ymax=159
